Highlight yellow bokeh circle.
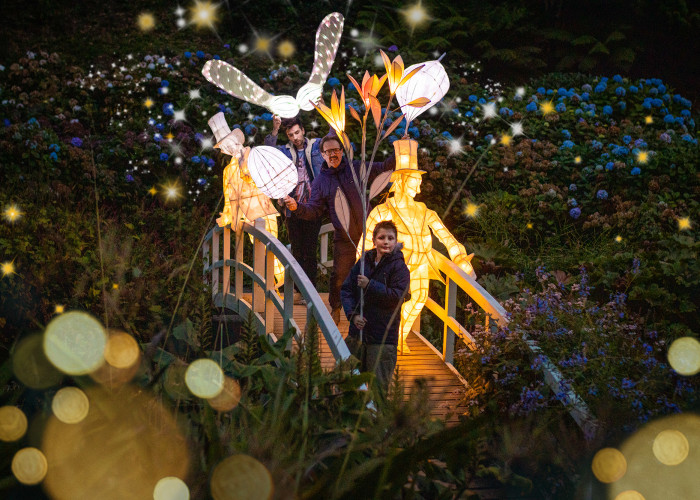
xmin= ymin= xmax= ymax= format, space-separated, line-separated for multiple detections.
xmin=12 ymin=333 xmax=63 ymax=389
xmin=652 ymin=429 xmax=689 ymax=466
xmin=154 ymin=476 xmax=190 ymax=500
xmin=591 ymin=447 xmax=627 ymax=483
xmin=104 ymin=331 xmax=140 ymax=369
xmin=52 ymin=387 xmax=90 ymax=424
xmin=185 ymin=359 xmax=224 ymax=399
xmin=207 ymin=377 xmax=242 ymax=412
xmin=0 ymin=406 xmax=28 ymax=442
xmin=615 ymin=490 xmax=645 ymax=500
xmin=12 ymin=447 xmax=48 ymax=485
xmin=44 ymin=311 xmax=107 ymax=375
xmin=211 ymin=454 xmax=273 ymax=500
xmin=667 ymin=337 xmax=700 ymax=376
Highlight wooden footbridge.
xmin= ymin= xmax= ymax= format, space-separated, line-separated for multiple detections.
xmin=203 ymin=220 xmax=597 ymax=432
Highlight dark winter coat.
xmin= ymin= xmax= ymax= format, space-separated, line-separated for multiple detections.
xmin=340 ymin=244 xmax=411 ymax=346
xmin=293 ymin=155 xmax=396 ymax=243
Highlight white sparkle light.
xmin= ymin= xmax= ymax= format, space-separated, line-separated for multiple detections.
xmin=511 ymin=121 xmax=524 ymax=136
xmin=173 ymin=110 xmax=186 ymax=122
xmin=482 ymin=102 xmax=497 ymax=119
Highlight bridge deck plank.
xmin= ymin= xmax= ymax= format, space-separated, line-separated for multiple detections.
xmin=244 ymin=292 xmax=473 ymax=425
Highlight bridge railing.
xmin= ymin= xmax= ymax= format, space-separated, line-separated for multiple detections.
xmin=202 ymin=220 xmax=350 ymax=362
xmin=316 ymin=224 xmax=597 ymax=436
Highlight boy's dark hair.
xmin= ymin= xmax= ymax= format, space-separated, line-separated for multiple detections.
xmin=373 ymin=220 xmax=398 ymax=239
xmin=281 ymin=116 xmax=303 ymax=133
xmin=319 ymin=133 xmax=342 ymax=153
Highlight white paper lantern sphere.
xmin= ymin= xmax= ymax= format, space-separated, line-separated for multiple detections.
xmin=268 ymin=95 xmax=300 ymax=118
xmin=247 ymin=146 xmax=299 ymax=199
xmin=296 ymin=82 xmax=323 ymax=111
xmin=395 ymin=59 xmax=450 ymax=126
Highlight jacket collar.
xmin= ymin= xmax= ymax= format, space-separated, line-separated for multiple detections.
xmin=321 ymin=156 xmax=348 ymax=174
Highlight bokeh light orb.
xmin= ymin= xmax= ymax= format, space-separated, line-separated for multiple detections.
xmin=667 ymin=337 xmax=700 ymax=376
xmin=0 ymin=406 xmax=28 ymax=441
xmin=13 ymin=333 xmax=63 ymax=389
xmin=612 ymin=413 xmax=700 ymax=499
xmin=154 ymin=476 xmax=190 ymax=500
xmin=207 ymin=376 xmax=242 ymax=412
xmin=614 ymin=491 xmax=645 ymax=500
xmin=211 ymin=454 xmax=273 ymax=500
xmin=43 ymin=386 xmax=189 ymax=500
xmin=44 ymin=311 xmax=107 ymax=375
xmin=652 ymin=429 xmax=689 ymax=465
xmin=52 ymin=387 xmax=90 ymax=424
xmin=185 ymin=359 xmax=224 ymax=398
xmin=12 ymin=447 xmax=48 ymax=485
xmin=104 ymin=330 xmax=140 ymax=369
xmin=591 ymin=447 xmax=627 ymax=483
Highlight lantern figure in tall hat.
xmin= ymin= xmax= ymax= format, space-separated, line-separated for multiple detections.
xmin=208 ymin=112 xmax=285 ymax=285
xmin=363 ymin=56 xmax=475 ymax=352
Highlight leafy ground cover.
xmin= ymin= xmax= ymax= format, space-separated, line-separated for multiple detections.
xmin=0 ymin=5 xmax=698 ymax=498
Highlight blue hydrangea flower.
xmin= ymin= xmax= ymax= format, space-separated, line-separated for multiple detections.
xmin=525 ymin=101 xmax=537 ymax=112
xmin=213 ymin=55 xmax=220 ymax=60
xmin=468 ymin=94 xmax=478 ymax=103
xmin=196 ymin=50 xmax=205 ymax=58
xmin=442 ymin=131 xmax=453 ymax=139
xmin=49 ymin=152 xmax=58 ymax=161
xmin=207 ymin=158 xmax=216 ymax=167
xmin=631 ymin=167 xmax=641 ymax=175
xmin=652 ymin=98 xmax=663 ymax=107
xmin=556 ymin=103 xmax=566 ymax=112
xmin=161 ymin=80 xmax=169 ymax=87
xmin=484 ymin=134 xmax=493 ymax=143
xmin=582 ymin=84 xmax=592 ymax=92
xmin=623 ymin=135 xmax=631 ymax=144
xmin=465 ymin=111 xmax=473 ymax=117
xmin=499 ymin=107 xmax=513 ymax=117
xmin=595 ymin=83 xmax=607 ymax=93
xmin=618 ymin=101 xmax=627 ymax=110
xmin=615 ymin=86 xmax=626 ymax=96
xmin=581 ymin=92 xmax=590 ymax=102
xmin=154 ymin=133 xmax=162 ymax=142
xmin=125 ymin=174 xmax=134 ymax=182
xmin=628 ymin=85 xmax=638 ymax=93
xmin=596 ymin=189 xmax=608 ymax=199
xmin=478 ymin=97 xmax=486 ymax=104
xmin=163 ymin=103 xmax=174 ymax=116
xmin=244 ymin=124 xmax=257 ymax=136
xmin=71 ymin=137 xmax=83 ymax=147
xmin=569 ymin=207 xmax=581 ymax=219
xmin=569 ymin=183 xmax=577 ymax=191
xmin=658 ymin=84 xmax=666 ymax=93
xmin=602 ymin=105 xmax=613 ymax=115
xmin=388 ymin=45 xmax=398 ymax=52
xmin=664 ymin=114 xmax=675 ymax=124
xmin=537 ymin=87 xmax=546 ymax=94
xmin=160 ymin=153 xmax=169 ymax=161
xmin=681 ymin=109 xmax=691 ymax=117
xmin=591 ymin=140 xmax=603 ymax=150
xmin=605 ymin=162 xmax=614 ymax=170
xmin=327 ymin=77 xmax=340 ymax=87
xmin=560 ymin=140 xmax=574 ymax=149
xmin=191 ymin=156 xmax=201 ymax=163
xmin=197 ymin=178 xmax=207 ymax=185
xmin=49 ymin=143 xmax=60 ymax=152
xmin=561 ymin=129 xmax=571 ymax=139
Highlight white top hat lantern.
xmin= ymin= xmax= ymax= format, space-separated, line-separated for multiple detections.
xmin=208 ymin=112 xmax=245 ymax=157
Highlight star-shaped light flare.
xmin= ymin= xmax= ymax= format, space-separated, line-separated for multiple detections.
xmin=3 ymin=204 xmax=22 ymax=223
xmin=402 ymin=1 xmax=431 ymax=34
xmin=540 ymin=101 xmax=555 ymax=114
xmin=482 ymin=102 xmax=497 ymax=119
xmin=678 ymin=217 xmax=691 ymax=231
xmin=510 ymin=121 xmax=524 ymax=136
xmin=188 ymin=89 xmax=201 ymax=100
xmin=1 ymin=260 xmax=16 ymax=277
xmin=464 ymin=202 xmax=479 ymax=218
xmin=189 ymin=0 xmax=219 ymax=30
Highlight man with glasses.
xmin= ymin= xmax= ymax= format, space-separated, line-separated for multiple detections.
xmin=283 ymin=133 xmax=395 ymax=324
xmin=265 ymin=116 xmax=324 ymax=304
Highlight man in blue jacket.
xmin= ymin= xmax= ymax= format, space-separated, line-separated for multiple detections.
xmin=283 ymin=133 xmax=396 ymax=324
xmin=265 ymin=116 xmax=324 ymax=303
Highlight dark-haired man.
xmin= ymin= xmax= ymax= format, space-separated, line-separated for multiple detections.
xmin=283 ymin=133 xmax=395 ymax=324
xmin=265 ymin=116 xmax=324 ymax=303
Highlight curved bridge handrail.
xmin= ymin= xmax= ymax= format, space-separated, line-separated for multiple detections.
xmin=203 ymin=221 xmax=350 ymax=362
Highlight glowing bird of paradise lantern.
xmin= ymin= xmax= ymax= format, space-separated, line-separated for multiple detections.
xmin=395 ymin=57 xmax=450 ymax=129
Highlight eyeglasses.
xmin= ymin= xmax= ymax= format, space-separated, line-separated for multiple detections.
xmin=322 ymin=148 xmax=342 ymax=156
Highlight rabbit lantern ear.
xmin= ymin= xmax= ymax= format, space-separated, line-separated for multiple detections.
xmin=202 ymin=13 xmax=344 ymax=116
